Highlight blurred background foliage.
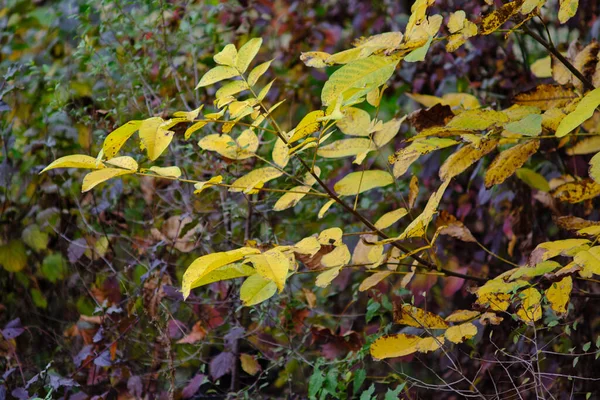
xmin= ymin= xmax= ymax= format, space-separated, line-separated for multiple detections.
xmin=1 ymin=0 xmax=599 ymax=399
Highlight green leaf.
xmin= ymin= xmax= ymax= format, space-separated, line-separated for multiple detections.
xmin=359 ymin=384 xmax=376 ymax=400
xmin=516 ymin=168 xmax=550 ymax=192
xmin=31 ymin=288 xmax=47 ymax=309
xmin=404 ymin=35 xmax=433 ymax=62
xmin=308 ymin=367 xmax=325 ymax=398
xmin=504 ymin=114 xmax=542 ymax=137
xmin=41 ymin=253 xmax=67 ymax=283
xmin=384 ymin=384 xmax=406 ymax=400
xmin=321 ymin=55 xmax=399 ymax=106
xmin=0 ymin=240 xmax=28 ymax=272
xmin=22 ymin=224 xmax=49 ymax=252
xmin=353 ymin=369 xmax=366 ymax=395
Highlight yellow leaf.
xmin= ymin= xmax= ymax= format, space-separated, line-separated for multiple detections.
xmin=195 ymin=65 xmax=238 ymax=89
xmin=321 ymin=244 xmax=350 ymax=268
xmin=246 ymin=249 xmax=291 ymax=292
xmin=373 ymin=118 xmax=404 ymax=148
xmin=81 ymin=168 xmax=134 ymax=192
xmin=229 ymin=167 xmax=283 ymax=194
xmin=395 ymin=305 xmax=449 ymax=329
xmin=102 ymin=120 xmax=142 ymax=159
xmin=476 ymin=292 xmax=511 ymax=312
xmin=240 ymin=274 xmax=277 ymax=306
xmin=317 ymin=138 xmax=376 ymax=158
xmin=240 ymin=354 xmax=261 ymax=376
xmin=315 ymin=266 xmax=343 ymax=288
xmin=396 ymin=180 xmax=450 ymax=240
xmin=416 ymin=336 xmax=445 ymax=353
xmin=189 ymin=263 xmax=256 ymax=288
xmin=248 ymin=60 xmax=273 ymax=86
xmin=199 ymin=130 xmax=258 ymax=160
xmin=551 ymin=179 xmax=600 ymax=203
xmin=194 ymin=176 xmax=223 ymax=195
xmin=408 ymin=175 xmax=419 ymax=209
xmin=293 ymin=237 xmax=321 ymax=257
xmin=374 ymin=208 xmax=408 ymax=230
xmin=236 ymin=38 xmax=262 ymax=73
xmin=370 ymin=333 xmax=421 ymax=360
xmin=516 ymin=287 xmax=542 ymax=324
xmin=573 ymin=246 xmax=600 ymax=277
xmin=558 ymin=0 xmax=579 ymax=23
xmin=289 ymin=111 xmax=325 ymax=143
xmin=479 ymin=0 xmax=523 ymax=35
xmin=484 ymin=140 xmax=539 ymax=188
xmin=391 ymin=138 xmax=459 ymax=178
xmin=215 ymin=81 xmax=249 ymax=101
xmin=173 ymin=105 xmax=204 ymax=122
xmin=477 ymin=279 xmax=529 ymax=296
xmin=546 ymin=276 xmax=572 ymax=316
xmin=41 ymin=155 xmax=105 ymax=173
xmin=334 ymin=170 xmax=393 ymax=196
xmin=556 ymin=88 xmax=600 ymax=137
xmin=358 ymin=271 xmax=392 ymax=291
xmin=590 ymin=152 xmax=600 ymax=184
xmin=439 ymin=140 xmax=498 ymax=181
xmin=148 ymin=166 xmax=182 ymax=178
xmin=138 ymin=117 xmax=174 ymax=161
xmin=182 ymin=247 xmax=261 ymax=298
xmin=318 ymin=199 xmax=336 ymax=219
xmin=325 ymin=48 xmax=362 ymax=65
xmin=445 ymin=323 xmax=477 ymax=343
xmin=447 ymin=11 xmax=466 ymax=33
xmin=184 ymin=121 xmax=209 ymax=140
xmin=444 ymin=310 xmax=480 ymax=323
xmin=317 ymin=227 xmax=343 ymax=246
xmin=300 ymin=51 xmax=332 ymax=68
xmin=531 ymin=56 xmax=552 ymax=78
xmin=335 ymin=107 xmax=371 ymax=136
xmin=514 ymin=84 xmax=577 ymax=111
xmin=321 ymin=55 xmax=400 ymax=107
xmin=213 ymin=44 xmax=238 ymax=66
xmin=273 ymin=186 xmax=311 ymax=211
xmin=0 ymin=240 xmax=27 ymax=272
xmin=105 ymin=156 xmax=138 ymax=171
xmin=352 ymin=234 xmax=384 ymax=268
xmin=566 ymin=137 xmax=600 ymax=155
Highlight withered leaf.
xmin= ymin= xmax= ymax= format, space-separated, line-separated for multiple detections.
xmin=407 ymin=104 xmax=454 ymax=131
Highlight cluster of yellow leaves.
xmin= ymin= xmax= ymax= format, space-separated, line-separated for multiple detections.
xmin=370 ymin=305 xmax=480 ymax=360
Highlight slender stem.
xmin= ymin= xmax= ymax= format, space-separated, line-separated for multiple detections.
xmin=522 ymin=25 xmax=595 ymax=92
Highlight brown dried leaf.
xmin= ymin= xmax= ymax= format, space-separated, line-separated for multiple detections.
xmin=551 ymin=179 xmax=600 ymax=203
xmin=436 ymin=211 xmax=477 ymax=243
xmin=407 ymin=104 xmax=454 ymax=131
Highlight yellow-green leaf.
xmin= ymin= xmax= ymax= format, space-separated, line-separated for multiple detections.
xmin=236 ymin=38 xmax=262 ymax=74
xmin=215 ymin=81 xmax=249 ymax=100
xmin=102 ymin=120 xmax=142 ymax=159
xmin=445 ymin=323 xmax=477 ymax=343
xmin=336 ymin=107 xmax=371 ymax=136
xmin=0 ymin=240 xmax=27 ymax=272
xmin=315 ymin=266 xmax=343 ymax=288
xmin=358 ymin=271 xmax=392 ymax=291
xmin=373 ymin=118 xmax=404 ymax=148
xmin=300 ymin=51 xmax=332 ymax=68
xmin=321 ymin=55 xmax=400 ymax=106
xmin=396 ymin=179 xmax=450 ymax=240
xmin=484 ymin=140 xmax=539 ymax=188
xmin=194 ymin=176 xmax=223 ymax=195
xmin=81 ymin=168 xmax=135 ymax=192
xmin=447 ymin=110 xmax=509 ymax=130
xmin=480 ymin=0 xmax=523 ymax=35
xmin=213 ymin=44 xmax=237 ymax=66
xmin=173 ymin=105 xmax=204 ymax=122
xmin=573 ymin=246 xmax=600 ymax=277
xmin=546 ymin=276 xmax=572 ymax=316
xmin=392 ymin=138 xmax=459 ymax=178
xmin=516 ymin=287 xmax=542 ymax=324
xmin=515 ymin=168 xmax=550 ymax=192
xmin=105 ymin=156 xmax=138 ymax=171
xmin=41 ymin=155 xmax=105 ymax=173
xmin=240 ymin=354 xmax=261 ymax=376
xmin=246 ymin=249 xmax=291 ymax=292
xmin=566 ymin=137 xmax=600 ymax=155
xmin=510 ymin=261 xmax=561 ymax=280
xmin=556 ymin=87 xmax=600 ymax=137
xmin=199 ymin=130 xmax=258 ymax=160
xmin=590 ymin=152 xmax=600 ymax=184
xmin=504 ymin=114 xmax=542 ymax=136
xmin=334 ymin=170 xmax=393 ymax=196
xmin=370 ymin=334 xmax=421 ymax=360
xmin=558 ymin=0 xmax=579 ymax=23
xmin=196 ymin=66 xmax=238 ymax=89
xmin=240 ymin=274 xmax=277 ymax=306
xmin=248 ymin=59 xmax=272 ymax=86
